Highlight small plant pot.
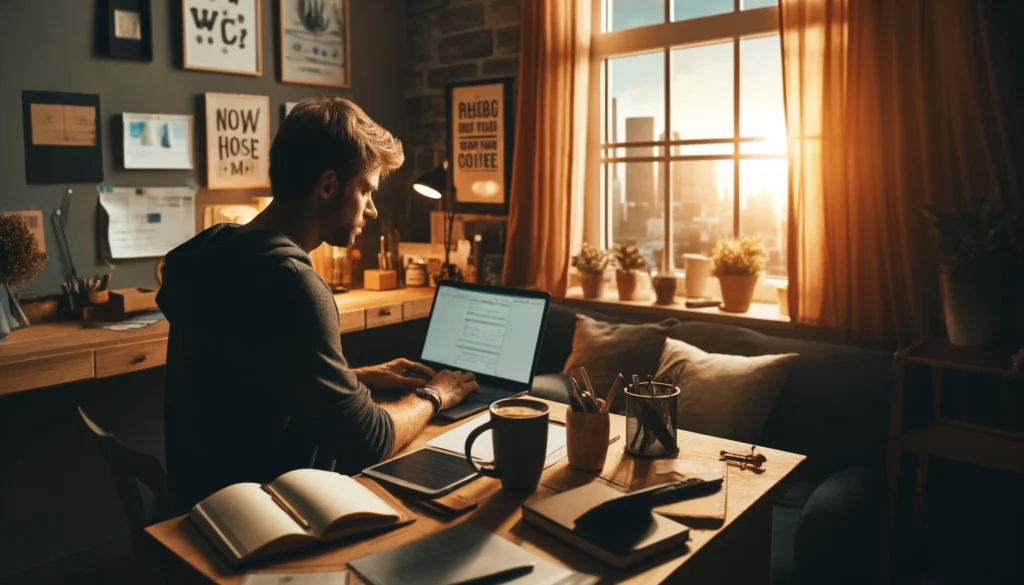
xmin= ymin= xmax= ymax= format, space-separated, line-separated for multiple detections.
xmin=717 ymin=272 xmax=759 ymax=313
xmin=940 ymin=265 xmax=1002 ymax=347
xmin=616 ymin=270 xmax=640 ymax=301
xmin=652 ymin=275 xmax=678 ymax=306
xmin=580 ymin=272 xmax=605 ymax=299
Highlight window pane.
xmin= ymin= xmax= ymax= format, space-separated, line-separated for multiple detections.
xmin=671 ymin=41 xmax=733 ymax=142
xmin=740 ymin=35 xmax=785 ymax=143
xmin=609 ymin=0 xmax=665 ymax=32
xmin=608 ymin=52 xmax=665 ymax=144
xmin=608 ymin=161 xmax=666 ymax=271
xmin=742 ymin=0 xmax=777 ymax=9
xmin=673 ymin=0 xmax=733 ymax=21
xmin=676 ymin=143 xmax=734 ymax=156
xmin=739 ymin=159 xmax=787 ymax=276
xmin=671 ymin=161 xmax=734 ymax=266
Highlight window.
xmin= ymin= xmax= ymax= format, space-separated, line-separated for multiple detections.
xmin=592 ymin=0 xmax=788 ymax=278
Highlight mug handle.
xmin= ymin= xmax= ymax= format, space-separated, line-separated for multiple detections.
xmin=464 ymin=421 xmax=500 ymax=478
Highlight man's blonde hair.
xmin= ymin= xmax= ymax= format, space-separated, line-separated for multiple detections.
xmin=270 ymin=97 xmax=404 ymax=198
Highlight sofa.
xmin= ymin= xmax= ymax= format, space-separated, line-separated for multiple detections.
xmin=528 ymin=303 xmax=893 ymax=585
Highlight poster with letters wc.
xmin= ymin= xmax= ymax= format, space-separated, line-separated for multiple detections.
xmin=182 ymin=0 xmax=262 ymax=76
xmin=204 ymin=93 xmax=270 ymax=189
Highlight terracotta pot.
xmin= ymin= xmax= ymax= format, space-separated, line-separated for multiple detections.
xmin=652 ymin=275 xmax=678 ymax=306
xmin=616 ymin=270 xmax=640 ymax=301
xmin=717 ymin=272 xmax=759 ymax=313
xmin=580 ymin=272 xmax=605 ymax=299
xmin=940 ymin=265 xmax=1002 ymax=347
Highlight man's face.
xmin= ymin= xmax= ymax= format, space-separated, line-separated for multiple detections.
xmin=318 ymin=166 xmax=380 ymax=247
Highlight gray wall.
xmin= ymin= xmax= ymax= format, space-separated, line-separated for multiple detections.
xmin=0 ymin=0 xmax=410 ymax=298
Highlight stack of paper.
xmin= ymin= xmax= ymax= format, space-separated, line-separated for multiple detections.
xmin=426 ymin=416 xmax=568 ymax=469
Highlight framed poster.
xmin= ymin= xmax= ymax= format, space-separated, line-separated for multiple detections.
xmin=445 ymin=78 xmax=514 ymax=215
xmin=98 ymin=0 xmax=153 ymax=60
xmin=122 ymin=113 xmax=193 ymax=169
xmin=279 ymin=0 xmax=350 ymax=87
xmin=204 ymin=93 xmax=271 ymax=189
xmin=182 ymin=0 xmax=262 ymax=76
xmin=22 ymin=91 xmax=103 ymax=184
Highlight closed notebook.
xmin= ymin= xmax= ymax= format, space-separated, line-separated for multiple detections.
xmin=190 ymin=469 xmax=413 ymax=565
xmin=651 ymin=461 xmax=727 ymax=525
xmin=522 ymin=481 xmax=690 ymax=570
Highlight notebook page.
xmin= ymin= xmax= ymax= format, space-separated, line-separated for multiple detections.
xmin=271 ymin=469 xmax=398 ymax=537
xmin=194 ymin=483 xmax=307 ymax=559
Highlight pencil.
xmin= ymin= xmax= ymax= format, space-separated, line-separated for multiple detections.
xmin=601 ymin=373 xmax=625 ymax=414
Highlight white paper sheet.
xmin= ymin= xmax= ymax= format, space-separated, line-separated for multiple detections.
xmin=99 ymin=187 xmax=196 ymax=259
xmin=426 ymin=415 xmax=568 ymax=469
xmin=122 ymin=113 xmax=193 ymax=169
xmin=241 ymin=571 xmax=348 ymax=585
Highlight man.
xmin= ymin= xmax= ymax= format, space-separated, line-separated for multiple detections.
xmin=156 ymin=97 xmax=480 ymax=511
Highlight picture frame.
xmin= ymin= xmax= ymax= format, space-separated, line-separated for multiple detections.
xmin=122 ymin=113 xmax=194 ymax=170
xmin=445 ymin=78 xmax=515 ymax=216
xmin=204 ymin=93 xmax=271 ymax=189
xmin=182 ymin=0 xmax=262 ymax=76
xmin=22 ymin=90 xmax=103 ymax=184
xmin=98 ymin=0 xmax=153 ymax=61
xmin=279 ymin=0 xmax=351 ymax=88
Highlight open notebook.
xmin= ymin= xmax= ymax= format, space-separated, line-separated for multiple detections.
xmin=190 ymin=469 xmax=413 ymax=565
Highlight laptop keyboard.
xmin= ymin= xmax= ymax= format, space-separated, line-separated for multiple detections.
xmin=467 ymin=384 xmax=510 ymax=404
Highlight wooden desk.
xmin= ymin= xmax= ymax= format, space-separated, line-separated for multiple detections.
xmin=0 ymin=287 xmax=436 ymax=396
xmin=146 ymin=399 xmax=805 ymax=584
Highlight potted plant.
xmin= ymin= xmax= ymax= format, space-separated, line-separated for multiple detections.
xmin=571 ymin=243 xmax=610 ymax=299
xmin=0 ymin=214 xmax=47 ymax=339
xmin=612 ymin=244 xmax=648 ymax=301
xmin=711 ymin=236 xmax=766 ymax=313
xmin=923 ymin=193 xmax=1020 ymax=347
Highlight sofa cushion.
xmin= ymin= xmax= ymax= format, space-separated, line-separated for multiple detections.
xmin=663 ymin=321 xmax=892 ymax=469
xmin=561 ymin=314 xmax=679 ymax=412
xmin=656 ymin=337 xmax=799 ymax=443
xmin=536 ymin=304 xmax=632 ymax=375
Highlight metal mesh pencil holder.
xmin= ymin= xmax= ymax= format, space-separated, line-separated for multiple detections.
xmin=625 ymin=381 xmax=680 ymax=458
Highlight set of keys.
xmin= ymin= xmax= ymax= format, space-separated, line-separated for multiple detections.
xmin=719 ymin=445 xmax=768 ymax=473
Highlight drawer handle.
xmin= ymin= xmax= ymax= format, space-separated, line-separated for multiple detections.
xmin=379 ymin=308 xmax=392 ymax=316
xmin=130 ymin=355 xmax=148 ymax=365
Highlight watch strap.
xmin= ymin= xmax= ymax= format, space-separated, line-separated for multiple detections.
xmin=414 ymin=385 xmax=443 ymax=416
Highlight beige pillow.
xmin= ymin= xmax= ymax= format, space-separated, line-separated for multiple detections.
xmin=562 ymin=314 xmax=680 ymax=412
xmin=655 ymin=337 xmax=798 ymax=443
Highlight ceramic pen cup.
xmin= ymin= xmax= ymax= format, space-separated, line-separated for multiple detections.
xmin=565 ymin=399 xmax=610 ymax=471
xmin=625 ymin=382 xmax=680 ymax=458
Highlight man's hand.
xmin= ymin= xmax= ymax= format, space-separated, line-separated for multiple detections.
xmin=427 ymin=370 xmax=482 ymax=410
xmin=355 ymin=358 xmax=437 ymax=390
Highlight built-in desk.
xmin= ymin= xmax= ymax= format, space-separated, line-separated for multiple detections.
xmin=0 ymin=287 xmax=436 ymax=396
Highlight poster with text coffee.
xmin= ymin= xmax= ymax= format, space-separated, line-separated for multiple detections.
xmin=205 ymin=93 xmax=270 ymax=189
xmin=451 ymin=83 xmax=505 ymax=205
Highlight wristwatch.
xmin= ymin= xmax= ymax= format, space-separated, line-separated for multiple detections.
xmin=414 ymin=386 xmax=443 ymax=417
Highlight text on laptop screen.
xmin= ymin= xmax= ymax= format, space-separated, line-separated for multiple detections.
xmin=421 ymin=286 xmax=546 ymax=384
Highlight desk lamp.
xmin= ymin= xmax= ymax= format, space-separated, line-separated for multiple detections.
xmin=412 ymin=162 xmax=459 ymax=280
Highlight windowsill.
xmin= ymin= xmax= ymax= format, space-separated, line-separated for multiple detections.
xmin=562 ymin=286 xmax=792 ymax=331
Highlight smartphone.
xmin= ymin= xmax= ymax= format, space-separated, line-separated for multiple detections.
xmin=685 ymin=297 xmax=721 ymax=308
xmin=362 ymin=448 xmax=479 ymax=498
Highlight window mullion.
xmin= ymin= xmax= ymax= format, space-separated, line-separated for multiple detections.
xmin=662 ymin=47 xmax=673 ymax=272
xmin=732 ymin=37 xmax=741 ymax=238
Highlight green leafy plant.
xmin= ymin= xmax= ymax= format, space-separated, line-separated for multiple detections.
xmin=711 ymin=236 xmax=766 ymax=276
xmin=0 ymin=214 xmax=47 ymax=290
xmin=923 ymin=193 xmax=1021 ymax=276
xmin=571 ymin=243 xmax=610 ymax=274
xmin=612 ymin=244 xmax=647 ymax=272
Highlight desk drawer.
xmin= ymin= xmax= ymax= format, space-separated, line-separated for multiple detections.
xmin=338 ymin=309 xmax=365 ymax=334
xmin=366 ymin=303 xmax=403 ymax=329
xmin=95 ymin=339 xmax=167 ymax=379
xmin=403 ymin=296 xmax=433 ymax=321
xmin=0 ymin=351 xmax=94 ymax=395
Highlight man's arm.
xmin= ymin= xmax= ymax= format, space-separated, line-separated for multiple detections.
xmin=380 ymin=394 xmax=434 ymax=458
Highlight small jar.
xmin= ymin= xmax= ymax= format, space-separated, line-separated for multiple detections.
xmin=405 ymin=261 xmax=428 ymax=287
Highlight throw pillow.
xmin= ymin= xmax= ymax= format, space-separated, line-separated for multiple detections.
xmin=562 ymin=314 xmax=680 ymax=412
xmin=655 ymin=337 xmax=799 ymax=443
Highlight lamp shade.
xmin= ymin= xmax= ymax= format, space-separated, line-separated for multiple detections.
xmin=412 ymin=163 xmax=447 ymax=200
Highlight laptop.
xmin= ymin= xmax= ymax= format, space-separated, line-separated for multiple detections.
xmin=417 ymin=281 xmax=551 ymax=421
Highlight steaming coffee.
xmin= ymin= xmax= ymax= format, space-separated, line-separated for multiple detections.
xmin=493 ymin=405 xmax=545 ymax=419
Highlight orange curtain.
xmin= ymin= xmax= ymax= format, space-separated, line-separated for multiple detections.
xmin=780 ymin=0 xmax=1023 ymax=348
xmin=502 ymin=0 xmax=591 ymax=298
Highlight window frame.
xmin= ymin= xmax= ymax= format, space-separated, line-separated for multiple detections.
xmin=585 ymin=0 xmax=786 ymax=290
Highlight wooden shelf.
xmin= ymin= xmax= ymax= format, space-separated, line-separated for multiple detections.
xmin=905 ymin=339 xmax=1024 ymax=380
xmin=902 ymin=421 xmax=1024 ymax=475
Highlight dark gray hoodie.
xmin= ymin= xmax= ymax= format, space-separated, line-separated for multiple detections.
xmin=156 ymin=224 xmax=394 ymax=511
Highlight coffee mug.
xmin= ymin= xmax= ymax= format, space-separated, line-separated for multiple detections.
xmin=464 ymin=398 xmax=550 ymax=495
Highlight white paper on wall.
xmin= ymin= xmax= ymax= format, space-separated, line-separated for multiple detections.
xmin=99 ymin=187 xmax=196 ymax=259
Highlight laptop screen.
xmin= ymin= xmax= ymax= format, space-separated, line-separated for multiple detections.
xmin=420 ymin=284 xmax=547 ymax=384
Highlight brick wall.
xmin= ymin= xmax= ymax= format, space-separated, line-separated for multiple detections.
xmin=405 ymin=0 xmax=521 ymax=186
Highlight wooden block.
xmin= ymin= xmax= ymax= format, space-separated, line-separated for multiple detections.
xmin=109 ymin=288 xmax=159 ymax=314
xmin=364 ymin=270 xmax=397 ymax=291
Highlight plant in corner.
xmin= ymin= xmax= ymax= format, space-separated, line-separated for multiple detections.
xmin=923 ymin=193 xmax=1021 ymax=347
xmin=0 ymin=214 xmax=48 ymax=339
xmin=612 ymin=244 xmax=648 ymax=301
xmin=711 ymin=236 xmax=766 ymax=313
xmin=571 ymin=243 xmax=610 ymax=300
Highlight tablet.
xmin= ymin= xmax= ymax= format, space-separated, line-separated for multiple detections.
xmin=362 ymin=448 xmax=479 ymax=498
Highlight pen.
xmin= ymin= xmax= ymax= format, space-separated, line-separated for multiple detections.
xmin=601 ymin=373 xmax=625 ymax=414
xmin=451 ymin=562 xmax=535 ymax=585
xmin=260 ymin=484 xmax=310 ymax=530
